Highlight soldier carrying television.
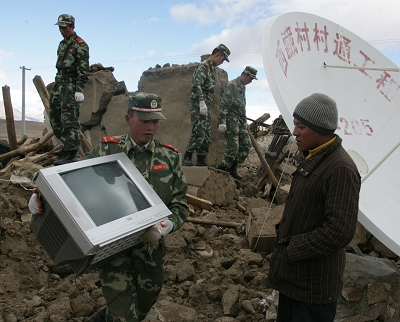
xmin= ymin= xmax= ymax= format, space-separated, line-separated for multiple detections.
xmin=29 ymin=92 xmax=189 ymax=322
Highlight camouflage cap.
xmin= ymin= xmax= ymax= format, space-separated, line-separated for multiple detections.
xmin=128 ymin=92 xmax=166 ymax=120
xmin=55 ymin=14 xmax=75 ymax=27
xmin=215 ymin=44 xmax=231 ymax=62
xmin=243 ymin=66 xmax=258 ymax=80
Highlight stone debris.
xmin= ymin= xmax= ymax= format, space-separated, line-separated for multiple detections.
xmin=1 ymin=60 xmax=400 ymax=321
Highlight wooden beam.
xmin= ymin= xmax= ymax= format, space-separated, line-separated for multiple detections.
xmin=247 ymin=127 xmax=279 ymax=188
xmin=2 ymin=85 xmax=18 ymax=151
xmin=32 ymin=75 xmax=50 ymax=116
xmin=186 ymin=217 xmax=242 ymax=229
xmin=0 ymin=130 xmax=54 ymax=162
xmin=186 ymin=193 xmax=212 ymax=210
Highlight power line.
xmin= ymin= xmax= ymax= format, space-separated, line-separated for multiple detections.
xmin=1 ymin=38 xmax=399 ymax=74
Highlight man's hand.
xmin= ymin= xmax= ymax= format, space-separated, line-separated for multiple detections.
xmin=28 ymin=189 xmax=43 ymax=215
xmin=199 ymin=101 xmax=207 ymax=116
xmin=74 ymin=92 xmax=84 ymax=102
xmin=140 ymin=219 xmax=174 ymax=245
xmin=218 ymin=124 xmax=227 ymax=133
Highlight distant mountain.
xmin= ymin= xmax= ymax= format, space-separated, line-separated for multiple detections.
xmin=0 ymin=108 xmax=43 ymax=122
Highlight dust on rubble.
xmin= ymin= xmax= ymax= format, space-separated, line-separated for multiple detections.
xmin=0 ymin=131 xmax=283 ymax=321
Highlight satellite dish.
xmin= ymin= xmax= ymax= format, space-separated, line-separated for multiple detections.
xmin=262 ymin=12 xmax=400 ymax=256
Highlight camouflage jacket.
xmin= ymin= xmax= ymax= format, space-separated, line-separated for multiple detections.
xmin=219 ymin=76 xmax=246 ymax=124
xmin=85 ymin=134 xmax=189 ymax=232
xmin=55 ymin=32 xmax=89 ymax=92
xmin=190 ymin=59 xmax=216 ymax=102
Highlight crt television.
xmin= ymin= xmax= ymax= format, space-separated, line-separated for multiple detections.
xmin=30 ymin=152 xmax=171 ymax=276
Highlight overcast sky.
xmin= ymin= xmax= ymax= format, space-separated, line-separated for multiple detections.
xmin=1 ymin=0 xmax=399 ymax=122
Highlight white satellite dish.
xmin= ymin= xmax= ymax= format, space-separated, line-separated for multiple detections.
xmin=262 ymin=12 xmax=400 ymax=256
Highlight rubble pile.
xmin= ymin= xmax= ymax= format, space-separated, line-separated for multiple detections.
xmin=1 ymin=62 xmax=400 ymax=321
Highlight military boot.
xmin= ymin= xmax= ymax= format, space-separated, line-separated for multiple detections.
xmin=182 ymin=151 xmax=194 ymax=166
xmin=217 ymin=164 xmax=229 ymax=172
xmin=229 ymin=161 xmax=242 ymax=180
xmin=54 ymin=147 xmax=65 ymax=157
xmin=90 ymin=307 xmax=106 ymax=322
xmin=53 ymin=150 xmax=78 ymax=166
xmin=196 ymin=155 xmax=209 ymax=166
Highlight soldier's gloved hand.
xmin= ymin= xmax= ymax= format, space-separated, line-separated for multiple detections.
xmin=159 ymin=219 xmax=173 ymax=236
xmin=218 ymin=124 xmax=227 ymax=133
xmin=28 ymin=189 xmax=43 ymax=215
xmin=74 ymin=92 xmax=84 ymax=102
xmin=199 ymin=101 xmax=207 ymax=116
xmin=140 ymin=219 xmax=174 ymax=245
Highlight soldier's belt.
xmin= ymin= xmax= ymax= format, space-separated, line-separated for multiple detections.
xmin=202 ymin=90 xmax=214 ymax=96
xmin=57 ymin=70 xmax=77 ymax=77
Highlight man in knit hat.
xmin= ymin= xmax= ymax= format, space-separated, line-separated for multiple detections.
xmin=217 ymin=66 xmax=258 ymax=180
xmin=267 ymin=93 xmax=361 ymax=322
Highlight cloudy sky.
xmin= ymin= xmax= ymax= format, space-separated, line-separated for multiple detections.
xmin=1 ymin=0 xmax=399 ymax=122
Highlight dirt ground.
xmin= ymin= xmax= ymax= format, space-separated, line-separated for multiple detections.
xmin=0 ymin=128 xmax=286 ymax=321
xmin=4 ymin=127 xmax=398 ymax=321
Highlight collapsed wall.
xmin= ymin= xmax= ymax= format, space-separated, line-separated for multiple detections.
xmin=76 ymin=60 xmax=228 ymax=165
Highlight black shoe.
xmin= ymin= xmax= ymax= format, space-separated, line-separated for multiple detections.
xmin=217 ymin=164 xmax=228 ymax=172
xmin=229 ymin=161 xmax=242 ymax=180
xmin=196 ymin=155 xmax=209 ymax=167
xmin=53 ymin=150 xmax=78 ymax=166
xmin=54 ymin=147 xmax=65 ymax=157
xmin=182 ymin=151 xmax=194 ymax=166
xmin=90 ymin=307 xmax=106 ymax=322
xmin=230 ymin=169 xmax=243 ymax=180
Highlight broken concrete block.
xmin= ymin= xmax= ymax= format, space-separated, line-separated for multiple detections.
xmin=246 ymin=205 xmax=284 ymax=253
xmin=115 ymin=81 xmax=128 ymax=95
xmin=100 ymin=94 xmax=130 ymax=137
xmin=80 ymin=70 xmax=119 ymax=126
xmin=274 ymin=184 xmax=290 ymax=204
xmin=86 ymin=124 xmax=106 ymax=151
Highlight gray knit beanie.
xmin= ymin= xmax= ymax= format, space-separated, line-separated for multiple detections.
xmin=293 ymin=93 xmax=338 ymax=134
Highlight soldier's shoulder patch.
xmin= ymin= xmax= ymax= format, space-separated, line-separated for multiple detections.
xmin=233 ymin=81 xmax=238 ymax=86
xmin=101 ymin=136 xmax=119 ymax=144
xmin=76 ymin=37 xmax=84 ymax=44
xmin=205 ymin=61 xmax=210 ymax=67
xmin=162 ymin=143 xmax=179 ymax=153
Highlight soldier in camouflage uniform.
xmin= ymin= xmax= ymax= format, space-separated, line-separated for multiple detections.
xmin=50 ymin=14 xmax=89 ymax=166
xmin=217 ymin=66 xmax=258 ymax=180
xmin=87 ymin=92 xmax=189 ymax=322
xmin=182 ymin=44 xmax=231 ymax=167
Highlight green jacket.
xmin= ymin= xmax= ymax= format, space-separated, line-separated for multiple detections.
xmin=219 ymin=76 xmax=246 ymax=124
xmin=55 ymin=32 xmax=89 ymax=92
xmin=85 ymin=134 xmax=189 ymax=232
xmin=190 ymin=59 xmax=216 ymax=102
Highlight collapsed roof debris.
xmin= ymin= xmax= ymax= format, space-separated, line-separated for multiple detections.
xmin=1 ymin=61 xmax=400 ymax=321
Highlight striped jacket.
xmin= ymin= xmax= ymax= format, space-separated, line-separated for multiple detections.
xmin=267 ymin=135 xmax=361 ymax=304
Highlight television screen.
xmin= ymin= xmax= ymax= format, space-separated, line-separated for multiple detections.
xmin=31 ymin=153 xmax=171 ymax=275
xmin=60 ymin=162 xmax=150 ymax=226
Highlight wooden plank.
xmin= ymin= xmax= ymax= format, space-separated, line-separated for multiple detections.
xmin=186 ymin=217 xmax=242 ymax=228
xmin=186 ymin=193 xmax=212 ymax=211
xmin=247 ymin=127 xmax=279 ymax=188
xmin=0 ymin=130 xmax=54 ymax=162
xmin=2 ymin=85 xmax=18 ymax=151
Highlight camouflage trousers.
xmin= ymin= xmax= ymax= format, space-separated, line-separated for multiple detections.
xmin=98 ymin=239 xmax=165 ymax=322
xmin=219 ymin=112 xmax=251 ymax=168
xmin=49 ymin=77 xmax=82 ymax=151
xmin=185 ymin=97 xmax=212 ymax=156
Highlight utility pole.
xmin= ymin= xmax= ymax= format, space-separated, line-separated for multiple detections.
xmin=20 ymin=65 xmax=31 ymax=136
